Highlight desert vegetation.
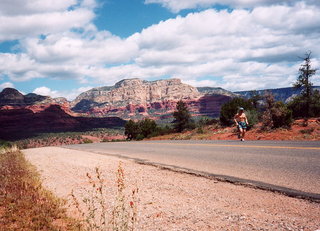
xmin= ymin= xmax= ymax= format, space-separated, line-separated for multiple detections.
xmin=0 ymin=143 xmax=140 ymax=230
xmin=70 ymin=163 xmax=138 ymax=231
xmin=0 ymin=146 xmax=80 ymax=230
xmin=14 ymin=128 xmax=125 ymax=149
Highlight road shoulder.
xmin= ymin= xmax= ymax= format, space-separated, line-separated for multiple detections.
xmin=23 ymin=147 xmax=320 ymax=230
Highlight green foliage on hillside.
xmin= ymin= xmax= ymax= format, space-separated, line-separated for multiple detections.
xmin=173 ymin=100 xmax=195 ymax=132
xmin=288 ymin=90 xmax=320 ymax=118
xmin=125 ymin=118 xmax=172 ymax=140
xmin=262 ymin=93 xmax=292 ymax=129
xmin=219 ymin=97 xmax=254 ymax=126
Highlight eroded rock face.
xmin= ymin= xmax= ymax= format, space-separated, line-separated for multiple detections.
xmin=0 ymin=88 xmax=25 ymax=105
xmin=72 ymin=78 xmax=201 ymax=108
xmin=71 ymin=78 xmax=234 ymax=119
xmin=0 ymin=79 xmax=236 ymax=125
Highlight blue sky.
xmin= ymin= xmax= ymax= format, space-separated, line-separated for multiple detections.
xmin=0 ymin=0 xmax=319 ymax=100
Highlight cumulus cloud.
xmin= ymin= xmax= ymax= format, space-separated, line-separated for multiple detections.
xmin=0 ymin=0 xmax=95 ymax=42
xmin=144 ymin=0 xmax=320 ymax=12
xmin=33 ymin=86 xmax=93 ymax=100
xmin=33 ymin=86 xmax=58 ymax=97
xmin=0 ymin=0 xmax=77 ymax=15
xmin=1 ymin=1 xmax=320 ymax=91
xmin=0 ymin=82 xmax=14 ymax=90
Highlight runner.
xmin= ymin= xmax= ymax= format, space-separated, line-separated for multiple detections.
xmin=234 ymin=107 xmax=249 ymax=141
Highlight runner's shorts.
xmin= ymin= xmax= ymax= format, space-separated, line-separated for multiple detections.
xmin=238 ymin=122 xmax=247 ymax=129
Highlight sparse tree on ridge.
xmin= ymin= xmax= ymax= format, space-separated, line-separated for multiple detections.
xmin=293 ymin=51 xmax=317 ymax=119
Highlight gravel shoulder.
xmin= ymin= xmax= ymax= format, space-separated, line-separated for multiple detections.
xmin=23 ymin=147 xmax=320 ymax=231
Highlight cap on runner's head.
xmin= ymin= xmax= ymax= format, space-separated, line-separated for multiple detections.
xmin=239 ymin=107 xmax=244 ymax=111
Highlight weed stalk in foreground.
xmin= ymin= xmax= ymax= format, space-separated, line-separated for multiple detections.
xmin=70 ymin=162 xmax=138 ymax=231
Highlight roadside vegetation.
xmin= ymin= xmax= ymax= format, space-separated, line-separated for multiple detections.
xmin=13 ymin=128 xmax=125 ymax=149
xmin=70 ymin=163 xmax=138 ymax=231
xmin=0 ymin=145 xmax=80 ymax=230
xmin=126 ymin=51 xmax=320 ymax=141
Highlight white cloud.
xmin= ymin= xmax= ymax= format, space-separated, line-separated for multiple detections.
xmin=0 ymin=0 xmax=96 ymax=42
xmin=144 ymin=0 xmax=320 ymax=12
xmin=0 ymin=82 xmax=14 ymax=90
xmin=33 ymin=86 xmax=59 ymax=97
xmin=1 ymin=1 xmax=320 ymax=92
xmin=0 ymin=0 xmax=77 ymax=15
xmin=0 ymin=9 xmax=95 ymax=42
xmin=33 ymin=86 xmax=93 ymax=100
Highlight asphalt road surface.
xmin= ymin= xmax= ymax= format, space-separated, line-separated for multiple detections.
xmin=64 ymin=140 xmax=320 ymax=200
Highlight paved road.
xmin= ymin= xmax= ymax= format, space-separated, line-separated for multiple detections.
xmin=64 ymin=140 xmax=320 ymax=199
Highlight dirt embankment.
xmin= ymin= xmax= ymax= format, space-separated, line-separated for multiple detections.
xmin=150 ymin=119 xmax=320 ymax=141
xmin=24 ymin=147 xmax=320 ymax=231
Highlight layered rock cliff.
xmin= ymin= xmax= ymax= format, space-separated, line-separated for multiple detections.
xmin=71 ymin=78 xmax=235 ymax=119
xmin=72 ymin=78 xmax=201 ymax=107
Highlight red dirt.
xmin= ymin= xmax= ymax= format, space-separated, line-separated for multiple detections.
xmin=150 ymin=118 xmax=320 ymax=141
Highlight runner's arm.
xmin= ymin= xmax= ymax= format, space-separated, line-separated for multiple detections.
xmin=234 ymin=115 xmax=239 ymax=126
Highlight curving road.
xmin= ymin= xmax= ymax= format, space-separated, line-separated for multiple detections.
xmin=63 ymin=140 xmax=320 ymax=200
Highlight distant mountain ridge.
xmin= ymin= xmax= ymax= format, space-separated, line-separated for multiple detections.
xmin=0 ymin=88 xmax=68 ymax=106
xmin=235 ymin=86 xmax=320 ymax=102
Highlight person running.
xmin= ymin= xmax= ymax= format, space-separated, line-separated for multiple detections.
xmin=234 ymin=107 xmax=249 ymax=141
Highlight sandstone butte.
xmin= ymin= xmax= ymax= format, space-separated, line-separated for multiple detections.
xmin=0 ymin=78 xmax=236 ymax=120
xmin=70 ymin=78 xmax=235 ymax=119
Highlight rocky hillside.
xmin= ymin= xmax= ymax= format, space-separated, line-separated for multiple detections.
xmin=71 ymin=78 xmax=235 ymax=119
xmin=0 ymin=105 xmax=125 ymax=140
xmin=0 ymin=88 xmax=68 ymax=106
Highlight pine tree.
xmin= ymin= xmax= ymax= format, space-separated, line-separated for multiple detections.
xmin=173 ymin=100 xmax=192 ymax=132
xmin=293 ymin=51 xmax=317 ymax=119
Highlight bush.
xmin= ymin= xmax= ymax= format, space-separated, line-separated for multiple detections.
xmin=220 ymin=97 xmax=254 ymax=126
xmin=271 ymin=102 xmax=293 ymax=128
xmin=125 ymin=120 xmax=140 ymax=140
xmin=288 ymin=90 xmax=320 ymax=118
xmin=83 ymin=138 xmax=93 ymax=144
xmin=262 ymin=93 xmax=292 ymax=129
xmin=125 ymin=118 xmax=166 ymax=140
xmin=139 ymin=118 xmax=157 ymax=138
xmin=0 ymin=140 xmax=12 ymax=149
xmin=246 ymin=109 xmax=259 ymax=127
xmin=300 ymin=128 xmax=314 ymax=134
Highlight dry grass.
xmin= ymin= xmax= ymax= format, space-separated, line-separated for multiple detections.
xmin=70 ymin=163 xmax=138 ymax=231
xmin=0 ymin=147 xmax=81 ymax=231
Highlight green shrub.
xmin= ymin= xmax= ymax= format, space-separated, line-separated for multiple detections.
xmin=83 ymin=138 xmax=93 ymax=144
xmin=262 ymin=93 xmax=292 ymax=129
xmin=220 ymin=97 xmax=254 ymax=126
xmin=299 ymin=128 xmax=314 ymax=134
xmin=0 ymin=140 xmax=12 ymax=149
xmin=288 ymin=90 xmax=320 ymax=118
xmin=271 ymin=102 xmax=293 ymax=128
xmin=246 ymin=109 xmax=259 ymax=127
